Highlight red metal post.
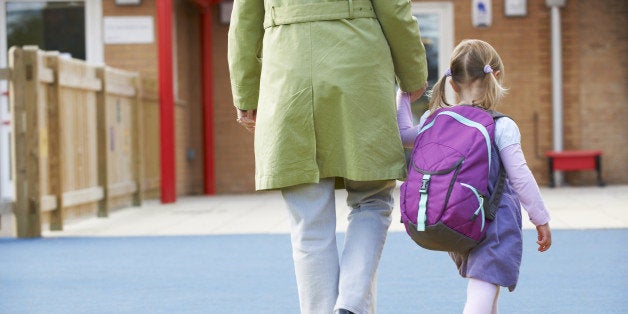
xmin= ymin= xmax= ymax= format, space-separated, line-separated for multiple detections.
xmin=191 ymin=0 xmax=217 ymax=195
xmin=200 ymin=7 xmax=216 ymax=195
xmin=156 ymin=0 xmax=177 ymax=203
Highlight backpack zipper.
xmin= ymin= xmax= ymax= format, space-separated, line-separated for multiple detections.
xmin=460 ymin=183 xmax=486 ymax=232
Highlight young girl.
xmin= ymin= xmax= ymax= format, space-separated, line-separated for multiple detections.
xmin=397 ymin=39 xmax=552 ymax=313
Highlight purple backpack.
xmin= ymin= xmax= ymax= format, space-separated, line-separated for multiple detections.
xmin=400 ymin=105 xmax=507 ymax=254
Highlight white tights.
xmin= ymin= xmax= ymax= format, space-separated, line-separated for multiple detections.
xmin=463 ymin=278 xmax=500 ymax=314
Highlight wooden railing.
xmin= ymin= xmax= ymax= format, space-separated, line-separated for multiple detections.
xmin=8 ymin=46 xmax=158 ymax=237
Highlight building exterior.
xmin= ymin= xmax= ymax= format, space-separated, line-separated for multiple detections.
xmin=1 ymin=0 xmax=626 ymax=201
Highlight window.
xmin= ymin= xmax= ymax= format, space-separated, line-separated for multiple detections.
xmin=1 ymin=0 xmax=103 ymax=65
xmin=411 ymin=2 xmax=454 ymax=119
xmin=7 ymin=1 xmax=86 ymax=59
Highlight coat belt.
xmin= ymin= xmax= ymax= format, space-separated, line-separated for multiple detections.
xmin=263 ymin=0 xmax=376 ymax=29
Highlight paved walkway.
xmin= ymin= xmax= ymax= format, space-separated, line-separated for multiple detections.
xmin=43 ymin=184 xmax=628 ymax=237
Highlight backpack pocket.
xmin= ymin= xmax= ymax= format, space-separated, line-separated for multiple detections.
xmin=401 ymin=152 xmax=464 ymax=231
xmin=442 ymin=180 xmax=490 ymax=242
xmin=460 ymin=183 xmax=487 ymax=232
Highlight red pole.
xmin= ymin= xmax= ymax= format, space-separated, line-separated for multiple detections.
xmin=156 ymin=0 xmax=176 ymax=203
xmin=200 ymin=7 xmax=215 ymax=195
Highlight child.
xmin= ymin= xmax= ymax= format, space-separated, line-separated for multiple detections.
xmin=397 ymin=39 xmax=552 ymax=313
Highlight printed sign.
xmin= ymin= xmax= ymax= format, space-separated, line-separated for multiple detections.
xmin=104 ymin=16 xmax=154 ymax=44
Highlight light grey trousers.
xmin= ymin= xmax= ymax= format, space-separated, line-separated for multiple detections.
xmin=281 ymin=178 xmax=396 ymax=314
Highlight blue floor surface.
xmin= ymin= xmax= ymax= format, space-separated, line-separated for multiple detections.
xmin=1 ymin=229 xmax=627 ymax=313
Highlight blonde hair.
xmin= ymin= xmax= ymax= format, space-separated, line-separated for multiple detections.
xmin=428 ymin=39 xmax=508 ymax=111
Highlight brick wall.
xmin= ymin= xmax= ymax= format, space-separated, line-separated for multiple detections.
xmin=415 ymin=0 xmax=627 ymax=186
xmin=212 ymin=16 xmax=257 ymax=193
xmin=102 ymin=0 xmax=158 ymax=79
xmin=209 ymin=0 xmax=628 ymax=191
xmin=104 ymin=0 xmax=627 ymax=194
xmin=575 ymin=0 xmax=628 ymax=185
xmin=446 ymin=0 xmax=560 ymax=184
xmin=173 ymin=1 xmax=204 ymax=195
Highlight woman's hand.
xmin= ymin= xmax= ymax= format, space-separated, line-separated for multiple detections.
xmin=236 ymin=108 xmax=256 ymax=133
xmin=409 ymin=81 xmax=428 ymax=102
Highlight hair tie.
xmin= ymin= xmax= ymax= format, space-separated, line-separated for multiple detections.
xmin=444 ymin=68 xmax=452 ymax=77
xmin=483 ymin=65 xmax=494 ymax=74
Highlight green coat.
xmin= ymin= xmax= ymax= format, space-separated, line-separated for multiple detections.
xmin=228 ymin=0 xmax=428 ymax=190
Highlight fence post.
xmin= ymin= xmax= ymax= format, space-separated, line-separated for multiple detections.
xmin=138 ymin=78 xmax=160 ymax=198
xmin=44 ymin=52 xmax=65 ymax=231
xmin=95 ymin=66 xmax=109 ymax=217
xmin=133 ymin=74 xmax=144 ymax=206
xmin=11 ymin=46 xmax=48 ymax=237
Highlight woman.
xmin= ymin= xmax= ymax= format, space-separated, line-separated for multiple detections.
xmin=228 ymin=0 xmax=428 ymax=312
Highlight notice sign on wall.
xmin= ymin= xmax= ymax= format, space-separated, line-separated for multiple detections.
xmin=104 ymin=16 xmax=154 ymax=44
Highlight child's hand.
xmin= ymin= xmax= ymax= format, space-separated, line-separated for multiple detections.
xmin=536 ymin=223 xmax=552 ymax=252
xmin=409 ymin=82 xmax=428 ymax=102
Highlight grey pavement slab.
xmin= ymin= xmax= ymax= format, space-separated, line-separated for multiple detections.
xmin=42 ymin=185 xmax=628 ymax=238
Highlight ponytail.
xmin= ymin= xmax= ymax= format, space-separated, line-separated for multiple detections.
xmin=474 ymin=65 xmax=508 ymax=110
xmin=427 ymin=73 xmax=452 ymax=112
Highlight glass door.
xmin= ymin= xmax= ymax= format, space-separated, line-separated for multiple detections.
xmin=410 ymin=2 xmax=454 ymax=120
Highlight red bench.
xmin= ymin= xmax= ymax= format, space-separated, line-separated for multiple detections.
xmin=545 ymin=150 xmax=605 ymax=187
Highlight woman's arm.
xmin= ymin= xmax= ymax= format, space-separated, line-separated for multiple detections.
xmin=372 ymin=0 xmax=428 ymax=92
xmin=227 ymin=0 xmax=265 ymax=111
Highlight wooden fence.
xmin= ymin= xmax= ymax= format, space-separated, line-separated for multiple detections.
xmin=8 ymin=46 xmax=158 ymax=238
xmin=138 ymin=78 xmax=161 ymax=200
xmin=0 ymin=68 xmax=11 ymax=235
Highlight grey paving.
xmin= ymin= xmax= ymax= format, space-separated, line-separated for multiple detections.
xmin=1 ymin=229 xmax=626 ymax=313
xmin=1 ymin=185 xmax=626 ymax=313
xmin=43 ymin=185 xmax=628 ymax=237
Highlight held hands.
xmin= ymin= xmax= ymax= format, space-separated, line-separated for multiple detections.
xmin=409 ymin=82 xmax=428 ymax=103
xmin=536 ymin=223 xmax=552 ymax=252
xmin=397 ymin=82 xmax=428 ymax=103
xmin=236 ymin=108 xmax=257 ymax=133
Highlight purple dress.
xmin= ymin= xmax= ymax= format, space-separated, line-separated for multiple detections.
xmin=449 ymin=146 xmax=523 ymax=292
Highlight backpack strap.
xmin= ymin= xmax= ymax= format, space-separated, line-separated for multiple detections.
xmin=484 ymin=110 xmax=509 ymax=221
xmin=485 ymin=163 xmax=506 ymax=220
xmin=488 ymin=110 xmax=509 ymax=121
xmin=416 ymin=174 xmax=431 ymax=231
